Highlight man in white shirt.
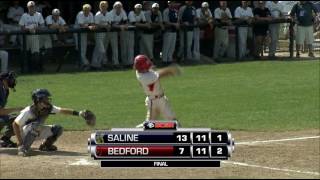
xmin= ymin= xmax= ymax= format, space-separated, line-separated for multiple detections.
xmin=12 ymin=89 xmax=95 ymax=156
xmin=108 ymin=1 xmax=129 ymax=67
xmin=214 ymin=1 xmax=232 ymax=60
xmin=74 ymin=4 xmax=96 ymax=71
xmin=91 ymin=1 xmax=111 ymax=69
xmin=7 ymin=1 xmax=24 ymax=46
xmin=194 ymin=2 xmax=213 ymax=61
xmin=266 ymin=1 xmax=283 ymax=58
xmin=19 ymin=1 xmax=45 ymax=72
xmin=235 ymin=1 xmax=254 ymax=59
xmin=142 ymin=3 xmax=164 ymax=62
xmin=128 ymin=4 xmax=149 ymax=67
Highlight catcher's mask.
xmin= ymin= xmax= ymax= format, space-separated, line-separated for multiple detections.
xmin=0 ymin=71 xmax=17 ymax=91
xmin=32 ymin=89 xmax=52 ymax=110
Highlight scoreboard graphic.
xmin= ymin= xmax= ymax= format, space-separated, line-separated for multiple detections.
xmin=88 ymin=121 xmax=235 ymax=167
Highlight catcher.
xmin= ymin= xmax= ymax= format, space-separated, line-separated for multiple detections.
xmin=12 ymin=88 xmax=96 ymax=156
xmin=134 ymin=55 xmax=181 ymax=128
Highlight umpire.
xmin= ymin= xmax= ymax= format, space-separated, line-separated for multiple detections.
xmin=0 ymin=71 xmax=22 ymax=148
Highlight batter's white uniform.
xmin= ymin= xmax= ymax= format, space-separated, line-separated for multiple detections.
xmin=136 ymin=70 xmax=176 ymax=120
xmin=108 ymin=9 xmax=128 ymax=65
xmin=14 ymin=105 xmax=62 ymax=141
xmin=213 ymin=7 xmax=232 ymax=59
xmin=0 ymin=50 xmax=8 ymax=73
xmin=128 ymin=11 xmax=146 ymax=65
xmin=194 ymin=8 xmax=213 ymax=61
xmin=266 ymin=1 xmax=283 ymax=56
xmin=7 ymin=6 xmax=24 ymax=44
xmin=91 ymin=11 xmax=110 ymax=68
xmin=19 ymin=12 xmax=45 ymax=54
xmin=142 ymin=10 xmax=162 ymax=60
xmin=234 ymin=6 xmax=254 ymax=58
xmin=75 ymin=11 xmax=94 ymax=65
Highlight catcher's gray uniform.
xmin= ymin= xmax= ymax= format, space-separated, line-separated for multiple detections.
xmin=108 ymin=9 xmax=128 ymax=65
xmin=142 ymin=10 xmax=162 ymax=60
xmin=91 ymin=11 xmax=110 ymax=68
xmin=74 ymin=11 xmax=94 ymax=66
xmin=0 ymin=50 xmax=8 ymax=73
xmin=19 ymin=12 xmax=45 ymax=54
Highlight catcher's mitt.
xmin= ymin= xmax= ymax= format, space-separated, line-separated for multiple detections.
xmin=80 ymin=110 xmax=96 ymax=127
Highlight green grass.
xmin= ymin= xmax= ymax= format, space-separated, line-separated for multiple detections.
xmin=7 ymin=60 xmax=320 ymax=131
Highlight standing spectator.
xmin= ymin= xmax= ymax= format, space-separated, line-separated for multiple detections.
xmin=214 ymin=1 xmax=232 ymax=60
xmin=0 ymin=21 xmax=8 ymax=73
xmin=75 ymin=4 xmax=95 ymax=71
xmin=194 ymin=2 xmax=213 ymax=61
xmin=178 ymin=1 xmax=196 ymax=61
xmin=128 ymin=4 xmax=148 ymax=67
xmin=290 ymin=1 xmax=318 ymax=58
xmin=46 ymin=8 xmax=67 ymax=43
xmin=142 ymin=3 xmax=164 ymax=62
xmin=253 ymin=1 xmax=272 ymax=59
xmin=7 ymin=1 xmax=24 ymax=46
xmin=266 ymin=1 xmax=284 ymax=58
xmin=91 ymin=1 xmax=110 ymax=70
xmin=19 ymin=1 xmax=45 ymax=72
xmin=108 ymin=1 xmax=128 ymax=67
xmin=234 ymin=1 xmax=254 ymax=59
xmin=162 ymin=1 xmax=180 ymax=64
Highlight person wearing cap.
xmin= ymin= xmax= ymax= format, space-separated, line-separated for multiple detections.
xmin=142 ymin=3 xmax=164 ymax=62
xmin=178 ymin=1 xmax=196 ymax=61
xmin=162 ymin=1 xmax=179 ymax=64
xmin=128 ymin=4 xmax=149 ymax=67
xmin=253 ymin=1 xmax=272 ymax=59
xmin=7 ymin=1 xmax=24 ymax=46
xmin=194 ymin=2 xmax=213 ymax=61
xmin=266 ymin=1 xmax=284 ymax=58
xmin=74 ymin=4 xmax=96 ymax=71
xmin=19 ymin=1 xmax=45 ymax=73
xmin=213 ymin=1 xmax=232 ymax=61
xmin=108 ymin=1 xmax=129 ymax=67
xmin=234 ymin=1 xmax=254 ymax=59
xmin=91 ymin=1 xmax=111 ymax=70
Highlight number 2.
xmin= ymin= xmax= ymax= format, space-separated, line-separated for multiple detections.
xmin=217 ymin=148 xmax=222 ymax=155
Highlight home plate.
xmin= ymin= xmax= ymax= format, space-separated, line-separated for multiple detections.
xmin=69 ymin=158 xmax=99 ymax=166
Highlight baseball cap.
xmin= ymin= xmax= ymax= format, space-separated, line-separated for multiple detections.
xmin=152 ymin=3 xmax=159 ymax=9
xmin=27 ymin=1 xmax=35 ymax=7
xmin=134 ymin=4 xmax=142 ymax=9
xmin=52 ymin=9 xmax=60 ymax=15
xmin=202 ymin=2 xmax=209 ymax=8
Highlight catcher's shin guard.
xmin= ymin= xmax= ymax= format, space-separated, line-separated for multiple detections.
xmin=39 ymin=125 xmax=63 ymax=151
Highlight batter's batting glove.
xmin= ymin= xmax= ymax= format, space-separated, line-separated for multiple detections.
xmin=79 ymin=110 xmax=96 ymax=127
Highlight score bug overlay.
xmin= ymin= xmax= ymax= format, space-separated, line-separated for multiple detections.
xmin=88 ymin=121 xmax=235 ymax=167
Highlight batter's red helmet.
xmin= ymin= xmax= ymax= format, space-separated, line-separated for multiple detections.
xmin=133 ymin=55 xmax=153 ymax=72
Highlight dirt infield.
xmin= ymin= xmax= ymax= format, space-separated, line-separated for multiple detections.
xmin=1 ymin=129 xmax=319 ymax=179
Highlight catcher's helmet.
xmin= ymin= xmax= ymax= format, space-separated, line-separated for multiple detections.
xmin=133 ymin=55 xmax=153 ymax=72
xmin=0 ymin=71 xmax=17 ymax=90
xmin=32 ymin=89 xmax=51 ymax=103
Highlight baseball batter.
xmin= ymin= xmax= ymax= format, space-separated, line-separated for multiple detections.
xmin=12 ymin=89 xmax=96 ymax=156
xmin=19 ymin=1 xmax=45 ymax=72
xmin=75 ymin=4 xmax=95 ymax=70
xmin=91 ymin=1 xmax=110 ymax=69
xmin=133 ymin=55 xmax=181 ymax=128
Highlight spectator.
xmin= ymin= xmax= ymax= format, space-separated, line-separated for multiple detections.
xmin=235 ymin=1 xmax=254 ymax=60
xmin=290 ymin=1 xmax=318 ymax=58
xmin=74 ymin=4 xmax=95 ymax=71
xmin=266 ymin=1 xmax=284 ymax=58
xmin=142 ymin=3 xmax=164 ymax=62
xmin=194 ymin=2 xmax=213 ymax=61
xmin=46 ymin=8 xmax=67 ymax=42
xmin=91 ymin=1 xmax=110 ymax=70
xmin=253 ymin=1 xmax=272 ymax=59
xmin=162 ymin=1 xmax=180 ymax=64
xmin=214 ymin=1 xmax=232 ymax=60
xmin=19 ymin=1 xmax=45 ymax=72
xmin=178 ymin=1 xmax=196 ymax=61
xmin=7 ymin=1 xmax=24 ymax=46
xmin=108 ymin=1 xmax=128 ymax=67
xmin=0 ymin=21 xmax=9 ymax=73
xmin=128 ymin=4 xmax=148 ymax=67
